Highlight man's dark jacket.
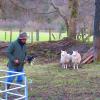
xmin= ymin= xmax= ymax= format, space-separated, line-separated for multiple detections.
xmin=7 ymin=39 xmax=27 ymax=71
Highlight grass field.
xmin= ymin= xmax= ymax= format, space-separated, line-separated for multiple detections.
xmin=0 ymin=57 xmax=100 ymax=100
xmin=0 ymin=31 xmax=93 ymax=43
xmin=0 ymin=31 xmax=67 ymax=42
xmin=21 ymin=63 xmax=100 ymax=100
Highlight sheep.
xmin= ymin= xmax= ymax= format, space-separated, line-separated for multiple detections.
xmin=71 ymin=51 xmax=81 ymax=69
xmin=60 ymin=50 xmax=71 ymax=69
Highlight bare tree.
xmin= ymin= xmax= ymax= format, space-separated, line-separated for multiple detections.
xmin=94 ymin=0 xmax=100 ymax=61
xmin=0 ymin=0 xmax=95 ymax=40
xmin=50 ymin=0 xmax=80 ymax=38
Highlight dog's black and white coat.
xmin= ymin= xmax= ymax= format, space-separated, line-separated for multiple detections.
xmin=26 ymin=54 xmax=37 ymax=65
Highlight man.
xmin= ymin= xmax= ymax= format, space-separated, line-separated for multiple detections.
xmin=6 ymin=32 xmax=28 ymax=89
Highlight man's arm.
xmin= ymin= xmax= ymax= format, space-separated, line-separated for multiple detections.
xmin=7 ymin=43 xmax=15 ymax=62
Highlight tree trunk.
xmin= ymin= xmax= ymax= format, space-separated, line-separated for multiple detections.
xmin=94 ymin=0 xmax=100 ymax=61
xmin=69 ymin=18 xmax=77 ymax=39
xmin=65 ymin=19 xmax=70 ymax=37
xmin=94 ymin=37 xmax=100 ymax=61
xmin=67 ymin=0 xmax=79 ymax=39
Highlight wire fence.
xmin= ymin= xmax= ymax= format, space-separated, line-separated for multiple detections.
xmin=0 ymin=70 xmax=28 ymax=100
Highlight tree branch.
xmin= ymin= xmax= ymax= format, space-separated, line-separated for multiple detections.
xmin=49 ymin=0 xmax=66 ymax=20
xmin=9 ymin=0 xmax=57 ymax=15
xmin=49 ymin=0 xmax=69 ymax=32
xmin=9 ymin=0 xmax=36 ymax=10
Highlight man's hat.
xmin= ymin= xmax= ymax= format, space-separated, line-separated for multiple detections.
xmin=18 ymin=32 xmax=28 ymax=39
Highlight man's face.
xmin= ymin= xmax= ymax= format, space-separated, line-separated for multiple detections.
xmin=20 ymin=38 xmax=27 ymax=44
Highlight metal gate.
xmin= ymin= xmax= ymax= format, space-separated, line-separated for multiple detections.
xmin=0 ymin=70 xmax=28 ymax=100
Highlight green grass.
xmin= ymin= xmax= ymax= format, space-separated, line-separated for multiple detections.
xmin=0 ymin=58 xmax=100 ymax=99
xmin=0 ymin=31 xmax=67 ymax=42
xmin=76 ymin=33 xmax=93 ymax=43
xmin=26 ymin=63 xmax=100 ymax=99
xmin=0 ymin=30 xmax=94 ymax=43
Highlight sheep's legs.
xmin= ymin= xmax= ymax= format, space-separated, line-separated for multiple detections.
xmin=76 ymin=64 xmax=78 ymax=69
xmin=62 ymin=64 xmax=65 ymax=69
xmin=63 ymin=64 xmax=67 ymax=69
xmin=61 ymin=64 xmax=68 ymax=69
xmin=73 ymin=64 xmax=79 ymax=69
xmin=63 ymin=65 xmax=65 ymax=69
xmin=65 ymin=64 xmax=67 ymax=69
xmin=73 ymin=64 xmax=75 ymax=69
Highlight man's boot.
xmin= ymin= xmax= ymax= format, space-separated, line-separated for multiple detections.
xmin=2 ymin=84 xmax=10 ymax=98
xmin=7 ymin=84 xmax=10 ymax=89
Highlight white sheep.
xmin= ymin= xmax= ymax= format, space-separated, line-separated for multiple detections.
xmin=60 ymin=50 xmax=71 ymax=69
xmin=71 ymin=51 xmax=81 ymax=69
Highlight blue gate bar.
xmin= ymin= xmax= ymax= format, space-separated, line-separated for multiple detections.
xmin=0 ymin=81 xmax=25 ymax=87
xmin=0 ymin=69 xmax=28 ymax=100
xmin=0 ymin=73 xmax=25 ymax=79
xmin=25 ymin=76 xmax=28 ymax=100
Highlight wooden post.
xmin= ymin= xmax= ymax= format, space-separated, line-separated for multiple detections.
xmin=10 ymin=30 xmax=12 ymax=42
xmin=59 ymin=32 xmax=62 ymax=39
xmin=5 ymin=32 xmax=6 ymax=40
xmin=36 ymin=30 xmax=39 ymax=41
xmin=49 ymin=29 xmax=51 ymax=41
xmin=31 ymin=32 xmax=33 ymax=43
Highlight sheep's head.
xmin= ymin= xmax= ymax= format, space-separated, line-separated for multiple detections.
xmin=72 ymin=51 xmax=78 ymax=56
xmin=61 ymin=50 xmax=67 ymax=57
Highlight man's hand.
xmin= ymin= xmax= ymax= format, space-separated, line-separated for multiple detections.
xmin=14 ymin=59 xmax=20 ymax=65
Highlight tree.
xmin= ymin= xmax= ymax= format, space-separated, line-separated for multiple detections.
xmin=0 ymin=0 xmax=94 ymax=40
xmin=94 ymin=0 xmax=100 ymax=61
xmin=68 ymin=0 xmax=79 ymax=38
xmin=49 ymin=0 xmax=79 ymax=38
